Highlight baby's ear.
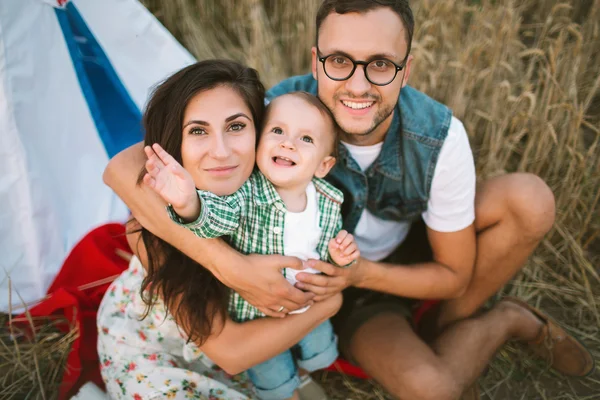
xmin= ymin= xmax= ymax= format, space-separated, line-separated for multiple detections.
xmin=315 ymin=156 xmax=336 ymax=178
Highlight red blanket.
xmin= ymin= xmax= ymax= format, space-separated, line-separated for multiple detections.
xmin=24 ymin=223 xmax=129 ymax=399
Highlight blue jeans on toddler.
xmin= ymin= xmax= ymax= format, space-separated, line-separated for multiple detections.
xmin=247 ymin=319 xmax=338 ymax=399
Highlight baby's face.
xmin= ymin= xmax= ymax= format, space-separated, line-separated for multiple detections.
xmin=256 ymin=95 xmax=335 ymax=190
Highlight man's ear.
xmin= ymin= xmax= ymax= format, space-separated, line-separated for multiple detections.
xmin=315 ymin=155 xmax=336 ymax=178
xmin=311 ymin=47 xmax=318 ymax=80
xmin=401 ymin=54 xmax=414 ymax=88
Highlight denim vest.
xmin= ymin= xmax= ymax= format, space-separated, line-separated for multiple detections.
xmin=267 ymin=74 xmax=452 ymax=233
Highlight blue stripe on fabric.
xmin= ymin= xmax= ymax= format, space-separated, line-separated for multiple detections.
xmin=55 ymin=3 xmax=143 ymax=158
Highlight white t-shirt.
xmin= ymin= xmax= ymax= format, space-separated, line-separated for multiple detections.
xmin=282 ymin=182 xmax=322 ymax=313
xmin=343 ymin=116 xmax=476 ymax=261
xmin=283 ymin=182 xmax=322 ymax=314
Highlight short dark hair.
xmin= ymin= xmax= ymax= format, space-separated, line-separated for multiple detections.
xmin=266 ymin=92 xmax=341 ymax=158
xmin=316 ymin=0 xmax=414 ymax=58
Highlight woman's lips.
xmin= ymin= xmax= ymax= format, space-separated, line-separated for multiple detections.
xmin=204 ymin=165 xmax=238 ymax=176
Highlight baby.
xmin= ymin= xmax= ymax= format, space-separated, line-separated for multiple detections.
xmin=144 ymin=92 xmax=359 ymax=400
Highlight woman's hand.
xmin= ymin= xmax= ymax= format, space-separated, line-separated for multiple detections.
xmin=215 ymin=254 xmax=316 ymax=317
xmin=143 ymin=143 xmax=200 ymax=221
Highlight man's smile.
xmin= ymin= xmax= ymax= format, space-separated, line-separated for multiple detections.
xmin=341 ymin=100 xmax=374 ymax=110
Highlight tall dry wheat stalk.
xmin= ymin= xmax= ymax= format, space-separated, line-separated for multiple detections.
xmin=143 ymin=1 xmax=599 ymax=398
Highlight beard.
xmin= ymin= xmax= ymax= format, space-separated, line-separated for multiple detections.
xmin=331 ymin=93 xmax=396 ymax=138
xmin=339 ymin=102 xmax=395 ymax=137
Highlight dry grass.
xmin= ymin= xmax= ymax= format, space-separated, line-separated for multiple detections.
xmin=143 ymin=0 xmax=600 ymax=398
xmin=0 ymin=311 xmax=77 ymax=400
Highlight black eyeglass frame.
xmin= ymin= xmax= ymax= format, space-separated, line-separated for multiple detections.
xmin=317 ymin=48 xmax=408 ymax=86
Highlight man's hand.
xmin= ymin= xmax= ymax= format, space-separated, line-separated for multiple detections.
xmin=143 ymin=144 xmax=199 ymax=221
xmin=218 ymin=254 xmax=316 ymax=317
xmin=294 ymin=257 xmax=366 ymax=302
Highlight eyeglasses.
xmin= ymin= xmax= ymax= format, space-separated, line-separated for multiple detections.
xmin=317 ymin=49 xmax=407 ymax=86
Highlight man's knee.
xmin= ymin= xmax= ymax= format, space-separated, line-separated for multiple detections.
xmin=505 ymin=173 xmax=556 ymax=239
xmin=394 ymin=365 xmax=462 ymax=400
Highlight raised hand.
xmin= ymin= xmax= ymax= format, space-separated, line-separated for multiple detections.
xmin=328 ymin=229 xmax=360 ymax=267
xmin=143 ymin=144 xmax=199 ymax=220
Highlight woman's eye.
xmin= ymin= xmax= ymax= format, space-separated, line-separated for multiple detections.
xmin=189 ymin=127 xmax=207 ymax=135
xmin=271 ymin=127 xmax=283 ymax=135
xmin=230 ymin=122 xmax=246 ymax=132
xmin=301 ymin=136 xmax=314 ymax=143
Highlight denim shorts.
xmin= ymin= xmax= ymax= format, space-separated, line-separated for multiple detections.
xmin=247 ymin=319 xmax=338 ymax=400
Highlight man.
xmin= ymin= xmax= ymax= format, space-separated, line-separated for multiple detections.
xmin=104 ymin=1 xmax=594 ymax=398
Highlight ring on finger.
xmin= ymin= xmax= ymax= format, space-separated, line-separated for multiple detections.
xmin=277 ymin=306 xmax=285 ymax=312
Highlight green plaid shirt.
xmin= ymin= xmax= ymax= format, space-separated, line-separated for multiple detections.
xmin=167 ymin=170 xmax=343 ymax=322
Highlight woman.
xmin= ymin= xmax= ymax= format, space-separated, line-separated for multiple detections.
xmin=97 ymin=60 xmax=342 ymax=400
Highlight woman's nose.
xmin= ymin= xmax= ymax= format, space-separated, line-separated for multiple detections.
xmin=210 ymin=134 xmax=232 ymax=159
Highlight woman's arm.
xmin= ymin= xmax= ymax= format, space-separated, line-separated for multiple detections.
xmin=106 ymin=142 xmax=313 ymax=314
xmin=200 ymin=294 xmax=342 ymax=375
xmin=126 ymin=228 xmax=341 ymax=376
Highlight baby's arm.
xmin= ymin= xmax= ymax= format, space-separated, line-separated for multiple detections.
xmin=328 ymin=229 xmax=360 ymax=267
xmin=167 ymin=189 xmax=242 ymax=239
xmin=143 ymin=143 xmax=242 ymax=238
xmin=143 ymin=144 xmax=200 ymax=221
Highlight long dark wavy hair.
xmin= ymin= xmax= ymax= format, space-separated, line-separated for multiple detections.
xmin=136 ymin=60 xmax=265 ymax=344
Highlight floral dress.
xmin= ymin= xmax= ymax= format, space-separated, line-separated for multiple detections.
xmin=97 ymin=256 xmax=256 ymax=399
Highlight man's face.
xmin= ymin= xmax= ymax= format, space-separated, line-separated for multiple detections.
xmin=312 ymin=7 xmax=412 ymax=144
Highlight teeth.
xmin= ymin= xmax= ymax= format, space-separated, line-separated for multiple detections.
xmin=342 ymin=100 xmax=374 ymax=110
xmin=273 ymin=156 xmax=295 ymax=165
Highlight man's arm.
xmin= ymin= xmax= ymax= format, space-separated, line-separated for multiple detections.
xmin=357 ymin=224 xmax=476 ymax=299
xmin=104 ymin=142 xmax=314 ymax=314
xmin=297 ymin=224 xmax=476 ymax=300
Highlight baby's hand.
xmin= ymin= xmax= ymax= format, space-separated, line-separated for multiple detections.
xmin=328 ymin=230 xmax=360 ymax=267
xmin=143 ymin=144 xmax=199 ymax=220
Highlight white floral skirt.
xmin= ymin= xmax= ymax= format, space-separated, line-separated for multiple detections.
xmin=97 ymin=256 xmax=256 ymax=399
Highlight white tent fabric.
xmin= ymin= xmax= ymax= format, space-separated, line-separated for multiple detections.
xmin=0 ymin=0 xmax=195 ymax=310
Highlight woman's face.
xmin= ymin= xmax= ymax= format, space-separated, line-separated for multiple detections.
xmin=181 ymin=86 xmax=256 ymax=196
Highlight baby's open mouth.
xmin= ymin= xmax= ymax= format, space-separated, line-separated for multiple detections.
xmin=272 ymin=156 xmax=296 ymax=166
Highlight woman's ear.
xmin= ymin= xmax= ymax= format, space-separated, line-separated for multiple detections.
xmin=315 ymin=156 xmax=336 ymax=178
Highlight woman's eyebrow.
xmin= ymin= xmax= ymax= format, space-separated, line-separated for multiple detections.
xmin=183 ymin=113 xmax=251 ymax=128
xmin=183 ymin=119 xmax=208 ymax=128
xmin=225 ymin=112 xmax=251 ymax=122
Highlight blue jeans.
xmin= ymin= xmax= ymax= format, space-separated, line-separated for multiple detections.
xmin=247 ymin=319 xmax=338 ymax=400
